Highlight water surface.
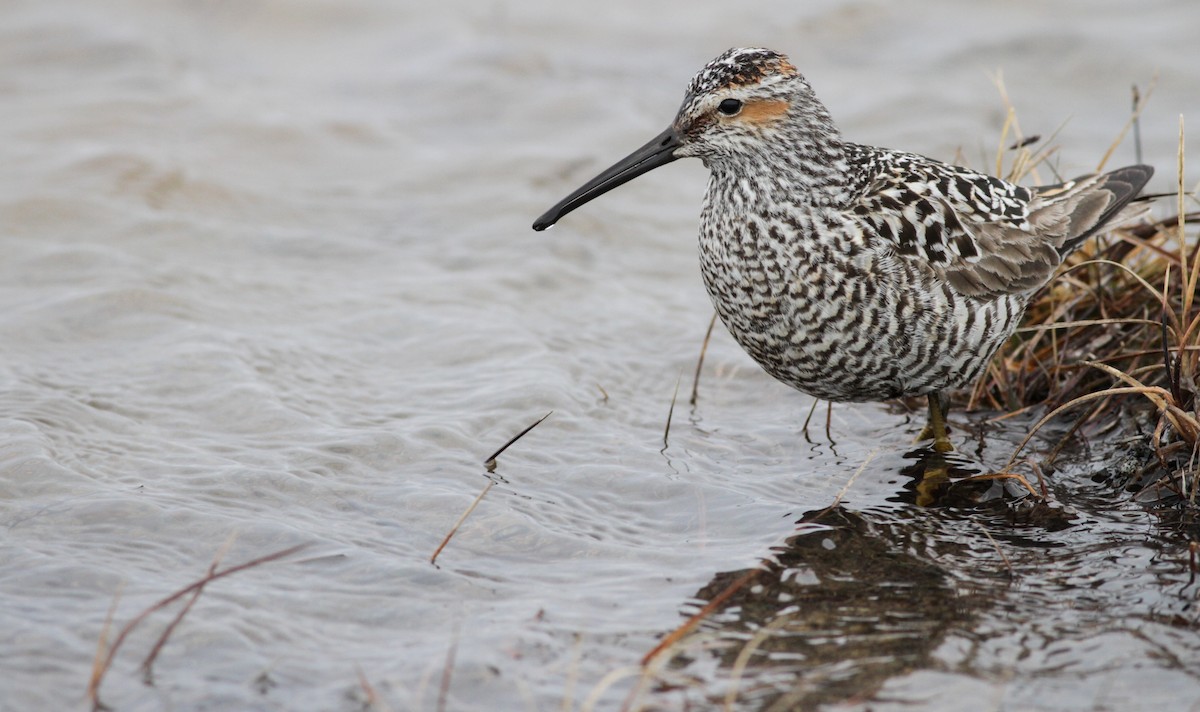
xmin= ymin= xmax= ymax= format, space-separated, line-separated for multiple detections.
xmin=1 ymin=1 xmax=1198 ymax=710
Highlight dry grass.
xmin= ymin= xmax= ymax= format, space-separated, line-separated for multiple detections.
xmin=972 ymin=102 xmax=1200 ymax=507
xmin=87 ymin=541 xmax=308 ymax=711
xmin=430 ymin=411 xmax=552 ymax=565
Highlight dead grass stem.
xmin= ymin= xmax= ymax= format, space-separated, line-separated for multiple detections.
xmin=431 ymin=412 xmax=552 ymax=565
xmin=973 ymin=94 xmax=1200 ymax=505
xmin=87 ymin=542 xmax=308 ymax=711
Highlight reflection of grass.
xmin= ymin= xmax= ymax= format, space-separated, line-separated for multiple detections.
xmin=974 ymin=103 xmax=1199 ymax=505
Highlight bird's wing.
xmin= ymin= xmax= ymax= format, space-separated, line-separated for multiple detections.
xmin=845 ymin=146 xmax=1150 ymax=299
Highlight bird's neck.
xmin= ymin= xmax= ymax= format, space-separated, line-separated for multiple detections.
xmin=706 ymin=123 xmax=851 ymax=210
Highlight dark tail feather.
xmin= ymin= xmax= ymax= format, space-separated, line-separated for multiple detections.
xmin=1061 ymin=164 xmax=1154 ymax=251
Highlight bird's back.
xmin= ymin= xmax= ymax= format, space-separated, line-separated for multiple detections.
xmin=842 ymin=145 xmax=1153 ymax=298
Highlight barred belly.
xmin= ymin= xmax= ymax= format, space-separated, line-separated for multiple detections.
xmin=698 ymin=218 xmax=1025 ymax=402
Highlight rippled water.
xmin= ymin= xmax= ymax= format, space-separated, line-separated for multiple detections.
xmin=1 ymin=1 xmax=1198 ymax=710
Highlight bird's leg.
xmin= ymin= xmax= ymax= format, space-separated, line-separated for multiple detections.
xmin=909 ymin=392 xmax=954 ymax=505
xmin=915 ymin=392 xmax=955 ymax=453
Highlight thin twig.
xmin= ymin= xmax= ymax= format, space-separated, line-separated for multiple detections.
xmin=560 ymin=633 xmax=584 ymax=712
xmin=1005 ymin=386 xmax=1181 ymax=469
xmin=992 ymin=88 xmax=1016 ymax=178
xmin=484 ymin=411 xmax=553 ymax=470
xmin=1016 ymin=317 xmax=1162 ymax=333
xmin=88 ymin=543 xmax=308 ymax=711
xmin=811 ymin=449 xmax=877 ymax=521
xmin=1096 ymin=72 xmax=1156 ymax=171
xmin=1042 ymin=398 xmax=1106 ymax=470
xmin=356 ymin=666 xmax=394 ymax=712
xmin=1027 ymin=459 xmax=1051 ymax=498
xmin=962 ymin=472 xmax=1041 ymax=499
xmin=723 ymin=616 xmax=793 ymax=711
xmin=1161 ymin=267 xmax=1182 ymax=404
xmin=1180 ymin=117 xmax=1198 ymax=322
xmin=1189 ymin=541 xmax=1199 ymax=585
xmin=1132 ymin=84 xmax=1144 ymax=165
xmin=1189 ymin=440 xmax=1199 ymax=505
xmin=430 ymin=479 xmax=496 ymax=565
xmin=663 ymin=371 xmax=682 ymax=450
xmin=579 ymin=666 xmax=644 ymax=712
xmin=690 ymin=313 xmax=719 ymax=406
xmin=801 ymin=398 xmax=820 ymax=440
xmin=437 ymin=620 xmax=461 ymax=712
xmin=641 ymin=568 xmax=760 ymax=668
xmin=87 ymin=583 xmax=123 ymax=711
xmin=140 ymin=534 xmax=238 ymax=682
xmin=433 ymin=412 xmax=553 ymax=565
xmin=1084 ymin=360 xmax=1200 ymax=439
xmin=975 ymin=522 xmax=1014 ymax=579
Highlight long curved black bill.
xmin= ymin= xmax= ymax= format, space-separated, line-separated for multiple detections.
xmin=532 ymin=126 xmax=682 ymax=231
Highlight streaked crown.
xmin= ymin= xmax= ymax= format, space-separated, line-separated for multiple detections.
xmin=685 ymin=48 xmax=798 ymax=99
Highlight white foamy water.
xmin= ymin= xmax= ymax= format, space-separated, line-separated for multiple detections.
xmin=1 ymin=1 xmax=1198 ymax=710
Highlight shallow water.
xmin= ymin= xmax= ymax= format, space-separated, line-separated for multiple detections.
xmin=1 ymin=1 xmax=1198 ymax=710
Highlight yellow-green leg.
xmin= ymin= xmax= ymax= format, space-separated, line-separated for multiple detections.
xmin=916 ymin=392 xmax=955 ymax=453
xmin=910 ymin=392 xmax=954 ymax=505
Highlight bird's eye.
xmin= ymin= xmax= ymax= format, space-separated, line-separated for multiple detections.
xmin=717 ymin=98 xmax=743 ymax=116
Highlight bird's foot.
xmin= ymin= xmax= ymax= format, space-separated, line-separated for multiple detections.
xmin=914 ymin=422 xmax=956 ymax=453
